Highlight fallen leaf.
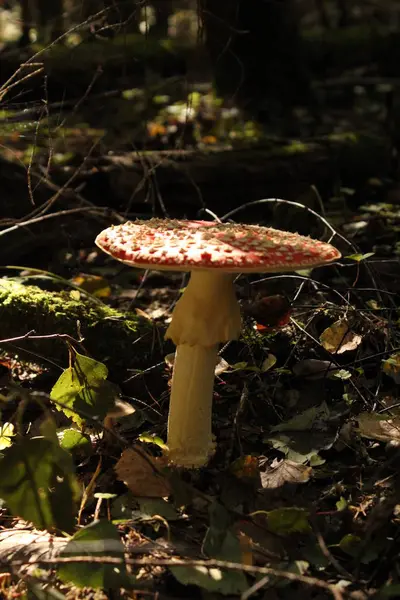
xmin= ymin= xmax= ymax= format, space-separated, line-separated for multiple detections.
xmin=357 ymin=412 xmax=400 ymax=443
xmin=271 ymin=403 xmax=330 ymax=432
xmin=137 ymin=498 xmax=179 ymax=521
xmin=260 ymin=459 xmax=312 ymax=489
xmin=293 ymin=359 xmax=337 ymax=379
xmin=71 ymin=274 xmax=111 ymax=298
xmin=320 ymin=320 xmax=362 ymax=354
xmin=267 ymin=507 xmax=311 ymax=535
xmin=382 ymin=353 xmax=400 ymax=384
xmin=230 ymin=455 xmax=260 ymax=480
xmin=261 ymin=354 xmax=277 ymax=372
xmin=338 ymin=533 xmax=379 ymax=564
xmin=201 ymin=135 xmax=217 ymax=144
xmin=115 ymin=446 xmax=170 ymax=497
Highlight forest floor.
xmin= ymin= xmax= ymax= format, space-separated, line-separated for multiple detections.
xmin=0 ymin=35 xmax=400 ymax=600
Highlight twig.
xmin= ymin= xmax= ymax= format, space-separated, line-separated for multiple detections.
xmin=221 ymin=197 xmax=390 ymax=307
xmin=4 ymin=556 xmax=349 ymax=599
xmin=312 ymin=518 xmax=354 ymax=581
xmin=0 ymin=206 xmax=109 ymax=238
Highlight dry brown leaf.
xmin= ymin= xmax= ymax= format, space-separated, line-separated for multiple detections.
xmin=357 ymin=413 xmax=400 ymax=443
xmin=115 ymin=446 xmax=171 ymax=497
xmin=320 ymin=320 xmax=362 ymax=354
xmin=260 ymin=458 xmax=312 ymax=489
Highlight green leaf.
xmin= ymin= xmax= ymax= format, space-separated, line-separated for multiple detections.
xmin=271 ymin=403 xmax=330 ymax=432
xmin=58 ymin=520 xmax=130 ymax=589
xmin=203 ymin=502 xmax=232 ymax=557
xmin=171 ymin=564 xmax=246 ymax=595
xmin=346 ymin=252 xmax=375 ymax=262
xmin=136 ymin=498 xmax=179 ymax=521
xmin=382 ymin=352 xmax=400 ymax=384
xmin=50 ymin=352 xmax=118 ymax=427
xmin=339 ymin=534 xmax=362 ymax=557
xmin=173 ymin=501 xmax=247 ymax=595
xmin=0 ymin=438 xmax=79 ymax=531
xmin=58 ymin=428 xmax=93 ymax=456
xmin=266 ymin=432 xmax=331 ymax=465
xmin=331 ymin=369 xmax=352 ymax=380
xmin=0 ymin=422 xmax=15 ymax=450
xmin=338 ymin=533 xmax=380 ymax=563
xmin=267 ymin=507 xmax=311 ymax=535
xmin=336 ymin=497 xmax=348 ymax=511
xmin=138 ymin=432 xmax=168 ymax=450
xmin=261 ymin=354 xmax=277 ymax=372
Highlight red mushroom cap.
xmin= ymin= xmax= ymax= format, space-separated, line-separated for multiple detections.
xmin=95 ymin=219 xmax=341 ymax=273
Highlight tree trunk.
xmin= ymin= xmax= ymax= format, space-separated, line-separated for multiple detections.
xmin=201 ymin=0 xmax=311 ymax=127
xmin=151 ymin=0 xmax=173 ymax=37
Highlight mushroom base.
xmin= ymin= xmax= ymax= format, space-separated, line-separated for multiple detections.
xmin=167 ymin=343 xmax=218 ymax=468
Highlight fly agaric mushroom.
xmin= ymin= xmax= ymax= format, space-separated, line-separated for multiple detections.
xmin=95 ymin=219 xmax=341 ymax=467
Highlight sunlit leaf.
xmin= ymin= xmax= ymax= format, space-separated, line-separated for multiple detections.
xmin=260 ymin=459 xmax=312 ymax=489
xmin=138 ymin=433 xmax=168 ymax=450
xmin=50 ymin=352 xmax=118 ymax=427
xmin=71 ymin=274 xmax=111 ymax=298
xmin=357 ymin=412 xmax=400 ymax=443
xmin=0 ymin=422 xmax=15 ymax=450
xmin=57 ymin=428 xmax=93 ymax=456
xmin=320 ymin=320 xmax=362 ymax=354
xmin=332 ymin=369 xmax=352 ymax=380
xmin=336 ymin=497 xmax=348 ymax=511
xmin=346 ymin=252 xmax=375 ymax=262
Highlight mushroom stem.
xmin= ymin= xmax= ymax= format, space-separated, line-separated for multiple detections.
xmin=167 ymin=344 xmax=218 ymax=467
xmin=165 ymin=270 xmax=242 ymax=467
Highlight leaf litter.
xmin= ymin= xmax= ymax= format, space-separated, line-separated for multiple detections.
xmin=0 ymin=91 xmax=400 ymax=600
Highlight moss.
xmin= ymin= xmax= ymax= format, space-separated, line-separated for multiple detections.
xmin=0 ymin=280 xmax=159 ymax=374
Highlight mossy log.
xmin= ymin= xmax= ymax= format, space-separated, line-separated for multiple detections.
xmin=0 ymin=280 xmax=162 ymax=376
xmin=82 ymin=133 xmax=392 ymax=215
xmin=0 ymin=133 xmax=392 ymax=261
